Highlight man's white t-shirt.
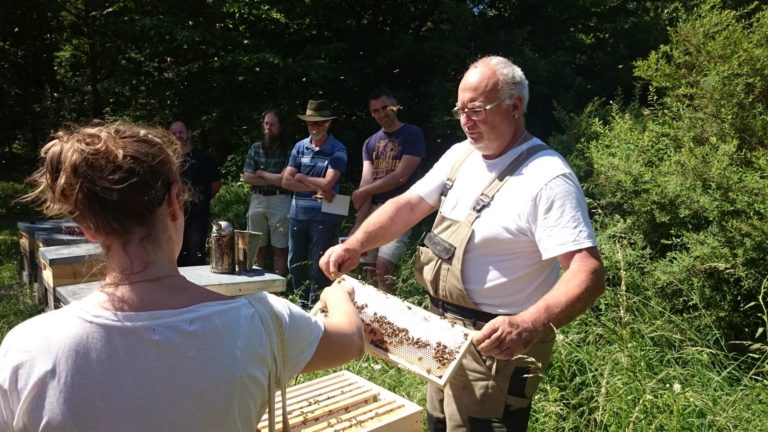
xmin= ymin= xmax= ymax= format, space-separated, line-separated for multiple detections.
xmin=411 ymin=139 xmax=597 ymax=314
xmin=0 ymin=291 xmax=323 ymax=432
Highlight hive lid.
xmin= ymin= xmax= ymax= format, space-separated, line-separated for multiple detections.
xmin=331 ymin=275 xmax=474 ymax=387
xmin=38 ymin=243 xmax=103 ymax=265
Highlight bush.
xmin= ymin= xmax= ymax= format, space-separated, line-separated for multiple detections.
xmin=210 ymin=181 xmax=251 ymax=230
xmin=569 ymin=1 xmax=768 ymax=344
xmin=0 ymin=181 xmax=35 ymax=221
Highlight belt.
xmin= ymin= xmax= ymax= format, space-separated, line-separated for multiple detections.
xmin=429 ymin=295 xmax=499 ymax=325
xmin=256 ymin=190 xmax=282 ymax=196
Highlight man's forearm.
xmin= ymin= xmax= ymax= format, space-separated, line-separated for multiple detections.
xmin=258 ymin=170 xmax=284 ymax=187
xmin=282 ymin=178 xmax=315 ymax=192
xmin=299 ymin=174 xmax=336 ymax=192
xmin=360 ymin=171 xmax=408 ymax=196
xmin=518 ymin=247 xmax=605 ymax=338
xmin=243 ymin=172 xmax=269 ymax=186
xmin=360 ymin=157 xmax=420 ymax=196
xmin=347 ymin=191 xmax=434 ymax=252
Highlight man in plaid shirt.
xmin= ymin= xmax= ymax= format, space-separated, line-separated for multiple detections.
xmin=242 ymin=109 xmax=292 ymax=275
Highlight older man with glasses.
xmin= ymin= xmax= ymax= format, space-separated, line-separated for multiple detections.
xmin=320 ymin=56 xmax=605 ymax=431
xmin=283 ymin=100 xmax=348 ymax=309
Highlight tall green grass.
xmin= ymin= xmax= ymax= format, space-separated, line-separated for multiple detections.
xmin=0 ymin=232 xmax=43 ymax=335
xmin=534 ymin=289 xmax=768 ymax=430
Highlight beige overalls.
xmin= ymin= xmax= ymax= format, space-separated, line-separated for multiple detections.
xmin=414 ymin=143 xmax=556 ymax=431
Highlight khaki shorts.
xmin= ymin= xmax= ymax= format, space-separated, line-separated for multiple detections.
xmin=360 ymin=204 xmax=411 ymax=264
xmin=247 ymin=193 xmax=291 ymax=248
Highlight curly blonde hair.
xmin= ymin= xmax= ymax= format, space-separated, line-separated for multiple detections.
xmin=23 ymin=122 xmax=185 ymax=237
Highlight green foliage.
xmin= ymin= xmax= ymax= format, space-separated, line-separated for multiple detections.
xmin=210 ymin=181 xmax=251 ymax=230
xmin=0 ymin=181 xmax=38 ymax=222
xmin=1 ymin=0 xmax=677 ymax=168
xmin=569 ymin=1 xmax=768 ymax=343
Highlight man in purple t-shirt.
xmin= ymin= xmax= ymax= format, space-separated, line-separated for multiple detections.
xmin=350 ymin=88 xmax=426 ymax=292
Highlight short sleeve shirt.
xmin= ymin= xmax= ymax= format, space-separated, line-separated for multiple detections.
xmin=410 ymin=139 xmax=598 ymax=314
xmin=362 ymin=123 xmax=426 ymax=204
xmin=287 ymin=135 xmax=347 ymax=222
xmin=243 ymin=141 xmax=290 ymax=194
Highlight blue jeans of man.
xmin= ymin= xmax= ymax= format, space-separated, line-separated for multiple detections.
xmin=178 ymin=208 xmax=209 ymax=267
xmin=288 ymin=218 xmax=338 ymax=308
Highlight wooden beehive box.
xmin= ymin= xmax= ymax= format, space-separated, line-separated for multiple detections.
xmin=35 ymin=233 xmax=90 ymax=284
xmin=17 ymin=221 xmax=68 ymax=287
xmin=38 ymin=243 xmax=104 ymax=310
xmin=257 ymin=371 xmax=422 ymax=432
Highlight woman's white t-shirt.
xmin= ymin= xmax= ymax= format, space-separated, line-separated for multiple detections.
xmin=0 ymin=291 xmax=323 ymax=431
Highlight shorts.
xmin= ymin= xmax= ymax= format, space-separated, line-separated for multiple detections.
xmin=360 ymin=204 xmax=411 ymax=264
xmin=247 ymin=193 xmax=291 ymax=249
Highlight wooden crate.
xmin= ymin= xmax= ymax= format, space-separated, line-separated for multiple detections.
xmin=258 ymin=371 xmax=422 ymax=432
xmin=38 ymin=243 xmax=104 ymax=310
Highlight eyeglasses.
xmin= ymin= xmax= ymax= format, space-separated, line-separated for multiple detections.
xmin=451 ymin=99 xmax=504 ymax=120
xmin=370 ymin=105 xmax=400 ymax=116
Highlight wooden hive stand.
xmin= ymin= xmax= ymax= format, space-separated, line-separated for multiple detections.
xmin=257 ymin=371 xmax=422 ymax=432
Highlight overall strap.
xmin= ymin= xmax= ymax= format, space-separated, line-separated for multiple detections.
xmin=440 ymin=146 xmax=476 ymax=202
xmin=247 ymin=296 xmax=290 ymax=432
xmin=464 ymin=143 xmax=550 ymax=226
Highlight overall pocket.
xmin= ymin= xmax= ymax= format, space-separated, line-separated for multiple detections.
xmin=413 ymin=244 xmax=441 ymax=295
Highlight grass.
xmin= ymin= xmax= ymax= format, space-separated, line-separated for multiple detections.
xmin=0 ymin=229 xmax=43 ymax=336
xmin=1 ymin=211 xmax=766 ymax=431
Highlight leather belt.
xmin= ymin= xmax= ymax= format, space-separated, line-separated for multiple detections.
xmin=257 ymin=190 xmax=282 ymax=196
xmin=429 ymin=295 xmax=499 ymax=326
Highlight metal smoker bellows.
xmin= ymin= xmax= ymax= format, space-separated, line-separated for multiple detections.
xmin=332 ymin=275 xmax=474 ymax=387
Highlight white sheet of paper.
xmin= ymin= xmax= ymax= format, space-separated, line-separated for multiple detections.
xmin=321 ymin=194 xmax=350 ymax=216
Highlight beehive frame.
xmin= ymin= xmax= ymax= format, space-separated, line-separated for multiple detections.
xmin=257 ymin=371 xmax=422 ymax=431
xmin=333 ymin=276 xmax=474 ymax=387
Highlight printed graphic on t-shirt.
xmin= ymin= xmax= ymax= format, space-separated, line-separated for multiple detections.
xmin=372 ymin=138 xmax=402 ymax=179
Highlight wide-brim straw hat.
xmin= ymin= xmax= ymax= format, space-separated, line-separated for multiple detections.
xmin=297 ymin=100 xmax=337 ymax=121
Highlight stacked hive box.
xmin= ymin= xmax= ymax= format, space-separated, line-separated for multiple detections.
xmin=17 ymin=220 xmax=83 ymax=304
xmin=38 ymin=243 xmax=104 ymax=310
xmin=257 ymin=371 xmax=422 ymax=432
xmin=35 ymin=233 xmax=90 ymax=276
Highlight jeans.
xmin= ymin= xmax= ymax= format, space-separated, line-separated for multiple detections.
xmin=178 ymin=209 xmax=209 ymax=267
xmin=288 ymin=218 xmax=339 ymax=308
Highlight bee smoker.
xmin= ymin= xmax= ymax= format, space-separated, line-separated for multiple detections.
xmin=210 ymin=220 xmax=235 ymax=274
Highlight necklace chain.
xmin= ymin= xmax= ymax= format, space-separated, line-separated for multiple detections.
xmin=100 ymin=273 xmax=182 ymax=289
xmin=514 ymin=131 xmax=530 ymax=148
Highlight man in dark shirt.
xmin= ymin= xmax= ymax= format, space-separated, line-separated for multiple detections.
xmin=350 ymin=88 xmax=426 ymax=292
xmin=169 ymin=120 xmax=222 ymax=266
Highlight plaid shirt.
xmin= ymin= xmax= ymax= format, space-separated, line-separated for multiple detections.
xmin=243 ymin=141 xmax=290 ymax=194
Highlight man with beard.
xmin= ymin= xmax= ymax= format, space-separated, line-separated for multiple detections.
xmin=349 ymin=87 xmax=425 ymax=292
xmin=243 ymin=109 xmax=292 ymax=275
